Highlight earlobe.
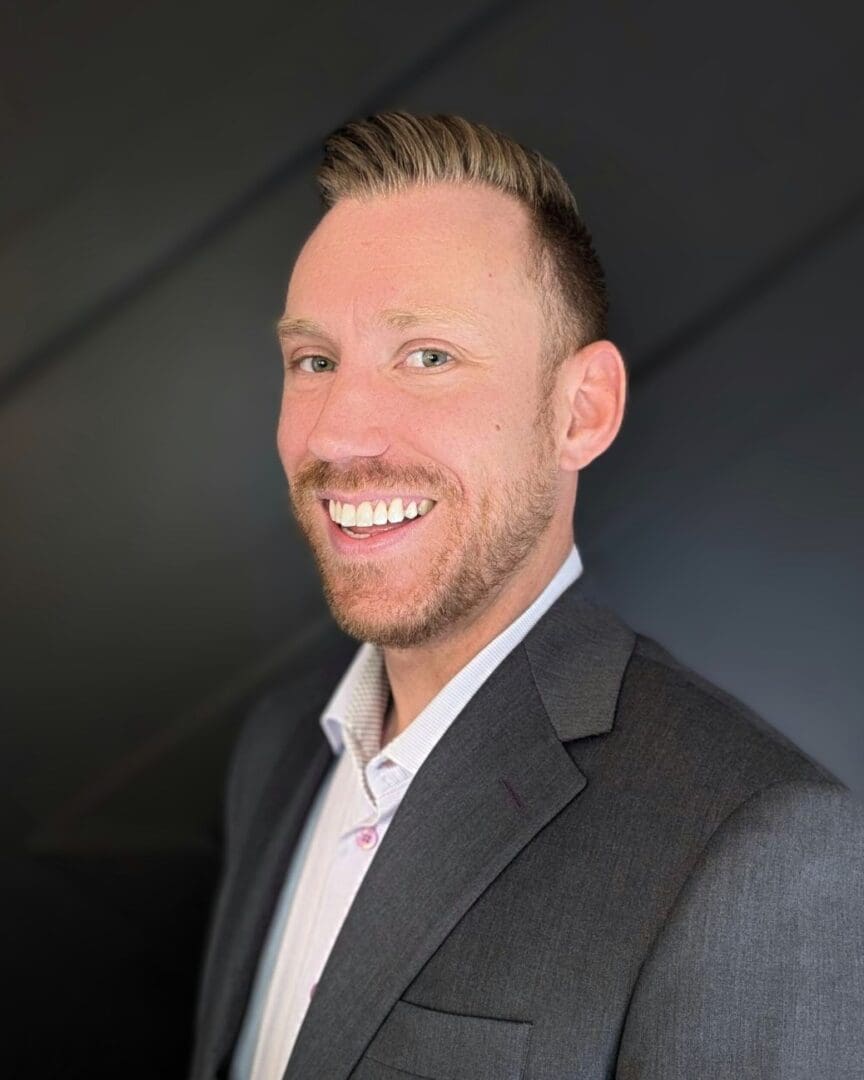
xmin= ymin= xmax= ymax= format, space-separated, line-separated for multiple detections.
xmin=559 ymin=339 xmax=627 ymax=472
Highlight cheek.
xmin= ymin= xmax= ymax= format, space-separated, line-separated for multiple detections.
xmin=416 ymin=394 xmax=524 ymax=494
xmin=415 ymin=397 xmax=492 ymax=462
xmin=446 ymin=390 xmax=531 ymax=453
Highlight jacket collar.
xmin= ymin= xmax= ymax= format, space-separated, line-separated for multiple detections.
xmin=523 ymin=572 xmax=636 ymax=742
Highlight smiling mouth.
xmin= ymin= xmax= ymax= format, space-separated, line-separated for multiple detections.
xmin=324 ymin=496 xmax=437 ymax=538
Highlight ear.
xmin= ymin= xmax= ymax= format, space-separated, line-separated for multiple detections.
xmin=558 ymin=339 xmax=627 ymax=473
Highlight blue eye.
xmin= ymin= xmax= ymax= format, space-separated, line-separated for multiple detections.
xmin=405 ymin=348 xmax=453 ymax=369
xmin=296 ymin=355 xmax=335 ymax=373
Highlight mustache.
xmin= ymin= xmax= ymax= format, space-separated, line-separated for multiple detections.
xmin=292 ymin=458 xmax=459 ymax=500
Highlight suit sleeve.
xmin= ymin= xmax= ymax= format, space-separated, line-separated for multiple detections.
xmin=615 ymin=779 xmax=864 ymax=1079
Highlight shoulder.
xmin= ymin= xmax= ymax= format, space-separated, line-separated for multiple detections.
xmin=614 ymin=628 xmax=838 ymax=790
xmin=609 ymin=637 xmax=864 ymax=1073
xmin=560 ymin=617 xmax=860 ymax=881
xmin=621 ymin=632 xmax=864 ymax=908
xmin=603 ymin=623 xmax=864 ymax=892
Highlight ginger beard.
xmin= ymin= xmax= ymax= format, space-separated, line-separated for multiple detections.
xmin=287 ymin=396 xmax=560 ymax=650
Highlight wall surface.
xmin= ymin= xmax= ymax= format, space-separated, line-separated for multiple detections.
xmin=1 ymin=1 xmax=862 ymax=1075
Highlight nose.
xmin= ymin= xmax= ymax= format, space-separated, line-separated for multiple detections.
xmin=304 ymin=369 xmax=390 ymax=463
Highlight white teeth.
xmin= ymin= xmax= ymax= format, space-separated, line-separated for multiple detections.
xmin=327 ymin=496 xmax=435 ymax=527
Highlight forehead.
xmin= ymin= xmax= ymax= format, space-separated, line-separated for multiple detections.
xmin=284 ymin=183 xmax=542 ymax=338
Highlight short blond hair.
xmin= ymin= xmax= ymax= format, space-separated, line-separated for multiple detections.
xmin=316 ymin=111 xmax=608 ymax=364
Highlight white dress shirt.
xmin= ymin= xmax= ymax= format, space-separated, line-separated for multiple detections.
xmin=234 ymin=544 xmax=583 ymax=1080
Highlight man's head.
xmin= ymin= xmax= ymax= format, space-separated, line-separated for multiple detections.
xmin=277 ymin=112 xmax=626 ymax=649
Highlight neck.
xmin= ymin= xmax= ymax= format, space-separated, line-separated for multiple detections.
xmin=381 ymin=531 xmax=574 ymax=743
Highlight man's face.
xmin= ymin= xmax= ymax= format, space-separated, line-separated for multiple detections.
xmin=277 ymin=182 xmax=567 ymax=648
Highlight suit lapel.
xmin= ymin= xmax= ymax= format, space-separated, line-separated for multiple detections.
xmin=286 ymin=578 xmax=636 ymax=1080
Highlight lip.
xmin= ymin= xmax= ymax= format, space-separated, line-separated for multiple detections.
xmin=321 ymin=499 xmax=436 ymax=556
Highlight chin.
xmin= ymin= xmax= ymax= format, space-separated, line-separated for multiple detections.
xmin=322 ymin=578 xmax=443 ymax=648
xmin=329 ymin=603 xmax=437 ymax=649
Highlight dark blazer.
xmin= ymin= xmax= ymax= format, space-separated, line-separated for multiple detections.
xmin=190 ymin=575 xmax=864 ymax=1079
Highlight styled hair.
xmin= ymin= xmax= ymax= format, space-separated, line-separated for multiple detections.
xmin=316 ymin=111 xmax=608 ymax=366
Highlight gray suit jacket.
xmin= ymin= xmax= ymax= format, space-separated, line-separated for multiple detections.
xmin=190 ymin=575 xmax=864 ymax=1079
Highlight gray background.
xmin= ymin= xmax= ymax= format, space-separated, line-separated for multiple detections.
xmin=1 ymin=1 xmax=862 ymax=1075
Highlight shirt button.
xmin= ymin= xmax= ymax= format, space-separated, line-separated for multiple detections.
xmin=356 ymin=826 xmax=378 ymax=850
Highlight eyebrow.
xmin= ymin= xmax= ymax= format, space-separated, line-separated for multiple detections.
xmin=378 ymin=305 xmax=486 ymax=333
xmin=276 ymin=315 xmax=332 ymax=342
xmin=275 ymin=305 xmax=486 ymax=343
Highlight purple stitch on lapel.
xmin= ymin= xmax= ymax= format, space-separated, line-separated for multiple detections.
xmin=501 ymin=777 xmax=525 ymax=811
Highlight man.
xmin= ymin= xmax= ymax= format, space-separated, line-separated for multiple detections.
xmin=190 ymin=112 xmax=864 ymax=1080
